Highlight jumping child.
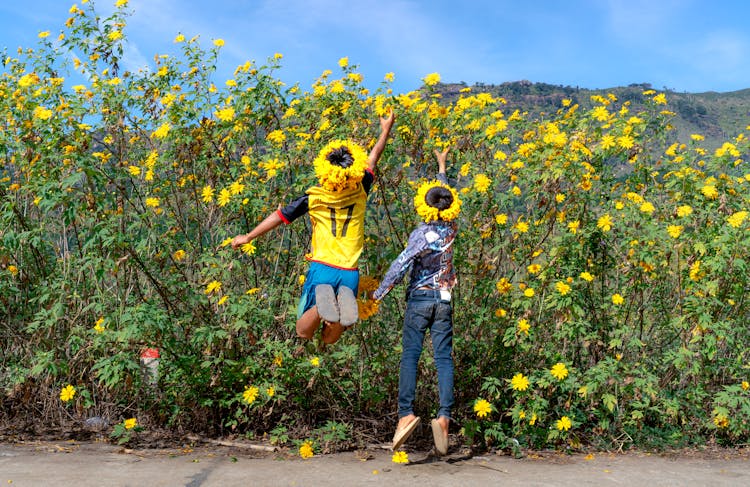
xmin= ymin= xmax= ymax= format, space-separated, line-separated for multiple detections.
xmin=373 ymin=148 xmax=461 ymax=456
xmin=232 ymin=112 xmax=395 ymax=345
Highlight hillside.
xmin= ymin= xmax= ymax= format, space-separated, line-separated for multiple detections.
xmin=437 ymin=81 xmax=750 ymax=149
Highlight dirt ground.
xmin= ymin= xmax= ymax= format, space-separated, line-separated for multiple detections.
xmin=1 ymin=439 xmax=749 ymax=487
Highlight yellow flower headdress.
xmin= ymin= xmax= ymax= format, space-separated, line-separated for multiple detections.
xmin=414 ymin=180 xmax=461 ymax=222
xmin=313 ymin=140 xmax=368 ymax=192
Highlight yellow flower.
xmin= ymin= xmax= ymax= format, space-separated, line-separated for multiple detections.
xmin=495 ymin=308 xmax=507 ymax=318
xmin=391 ymin=450 xmax=409 ymax=464
xmin=555 ymin=281 xmax=571 ymax=296
xmin=33 ymin=106 xmax=53 ymax=120
xmin=568 ymin=220 xmax=580 ymax=234
xmin=701 ymin=185 xmax=718 ymax=199
xmin=727 ymin=210 xmax=748 ymax=228
xmin=474 ymin=398 xmax=492 ymax=418
xmin=204 ymin=280 xmax=222 ymax=295
xmin=243 ymin=386 xmax=259 ymax=405
xmin=689 ymin=260 xmax=702 ymax=281
xmin=473 ymin=174 xmax=491 ymax=193
xmin=152 ymin=122 xmax=171 ymax=139
xmin=555 ymin=416 xmax=572 ymax=431
xmin=496 ymin=278 xmax=512 ymax=294
xmin=217 ymin=188 xmax=231 ymax=207
xmin=511 ymin=373 xmax=530 ymax=391
xmin=128 ymin=165 xmax=141 ymax=176
xmin=527 ymin=264 xmax=541 ymax=274
xmin=298 ymin=274 xmax=306 ymax=286
xmin=652 ymin=93 xmax=667 ymax=105
xmin=246 ymin=288 xmax=260 ymax=295
xmin=60 ymin=385 xmax=76 ymax=402
xmin=38 ymin=31 xmax=50 ymax=38
xmin=550 ymin=362 xmax=568 ymax=380
xmin=266 ymin=129 xmax=286 ymax=144
xmin=495 ymin=213 xmax=508 ymax=225
xmin=639 ymin=202 xmax=655 ymax=214
xmin=310 ymin=356 xmax=320 ymax=367
xmin=108 ymin=30 xmax=123 ymax=41
xmin=597 ymin=214 xmax=613 ymax=232
xmin=93 ymin=316 xmax=105 ymax=333
xmin=523 ymin=288 xmax=535 ymax=298
xmin=241 ymin=242 xmax=256 ymax=256
xmin=555 ymin=193 xmax=566 ymax=203
xmin=514 ymin=221 xmax=529 ymax=233
xmin=742 ymin=381 xmax=749 ymax=391
xmin=299 ymin=441 xmax=315 ymax=459
xmin=8 ymin=265 xmax=19 ymax=276
xmin=676 ymin=205 xmax=693 ymax=217
xmin=217 ymin=296 xmax=228 ymax=306
xmin=667 ymin=225 xmax=683 ymax=238
xmin=145 ymin=197 xmax=160 ymax=208
xmin=580 ymin=271 xmax=594 ymax=282
xmin=713 ymin=414 xmax=729 ymax=429
xmin=517 ymin=319 xmax=530 ymax=335
xmin=612 ymin=293 xmax=624 ymax=305
xmin=174 ymin=33 xmax=185 ymax=43
xmin=266 ymin=386 xmax=275 ymax=398
xmin=338 ymin=56 xmax=348 ymax=68
xmin=173 ymin=249 xmax=186 ymax=261
xmin=124 ymin=418 xmax=137 ymax=430
xmin=423 ymin=72 xmax=441 ymax=86
xmin=201 ymin=185 xmax=214 ymax=203
xmin=384 ymin=72 xmax=395 ymax=82
xmin=213 ymin=38 xmax=225 ymax=47
xmin=273 ymin=354 xmax=283 ymax=366
xmin=215 ymin=107 xmax=235 ymax=122
xmin=115 ymin=0 xmax=128 ymax=7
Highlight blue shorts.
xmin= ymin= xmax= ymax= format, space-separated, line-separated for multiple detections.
xmin=297 ymin=261 xmax=360 ymax=318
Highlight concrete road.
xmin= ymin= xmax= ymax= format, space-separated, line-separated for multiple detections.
xmin=1 ymin=441 xmax=748 ymax=486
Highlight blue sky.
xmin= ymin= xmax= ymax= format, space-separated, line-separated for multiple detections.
xmin=1 ymin=0 xmax=749 ymax=95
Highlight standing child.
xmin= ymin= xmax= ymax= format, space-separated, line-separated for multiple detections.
xmin=232 ymin=112 xmax=395 ymax=345
xmin=373 ymin=148 xmax=461 ymax=455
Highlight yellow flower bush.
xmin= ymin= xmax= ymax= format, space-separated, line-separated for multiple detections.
xmin=4 ymin=0 xmax=750 ymax=453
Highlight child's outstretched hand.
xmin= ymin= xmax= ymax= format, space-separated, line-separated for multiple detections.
xmin=380 ymin=109 xmax=395 ymax=133
xmin=231 ymin=233 xmax=251 ymax=250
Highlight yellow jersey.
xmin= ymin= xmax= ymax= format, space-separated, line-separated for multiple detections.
xmin=278 ymin=171 xmax=373 ymax=270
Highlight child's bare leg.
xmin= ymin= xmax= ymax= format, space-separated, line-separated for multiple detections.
xmin=321 ymin=321 xmax=345 ymax=344
xmin=296 ymin=307 xmax=322 ymax=339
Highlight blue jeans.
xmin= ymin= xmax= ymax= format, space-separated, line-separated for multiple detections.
xmin=398 ymin=289 xmax=454 ymax=420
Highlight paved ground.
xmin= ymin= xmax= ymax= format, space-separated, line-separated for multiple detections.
xmin=1 ymin=440 xmax=748 ymax=486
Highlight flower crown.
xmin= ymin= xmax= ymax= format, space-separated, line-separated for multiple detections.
xmin=313 ymin=140 xmax=368 ymax=192
xmin=413 ymin=180 xmax=461 ymax=222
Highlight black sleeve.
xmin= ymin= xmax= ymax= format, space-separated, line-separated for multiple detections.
xmin=279 ymin=194 xmax=309 ymax=223
xmin=362 ymin=170 xmax=374 ymax=194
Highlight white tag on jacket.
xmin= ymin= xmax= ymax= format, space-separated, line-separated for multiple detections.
xmin=425 ymin=231 xmax=439 ymax=243
xmin=440 ymin=290 xmax=451 ymax=302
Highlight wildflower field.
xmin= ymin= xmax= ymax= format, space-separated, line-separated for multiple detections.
xmin=2 ymin=1 xmax=750 ymax=454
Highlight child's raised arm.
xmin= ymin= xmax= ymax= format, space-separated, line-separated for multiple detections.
xmin=367 ymin=110 xmax=396 ymax=172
